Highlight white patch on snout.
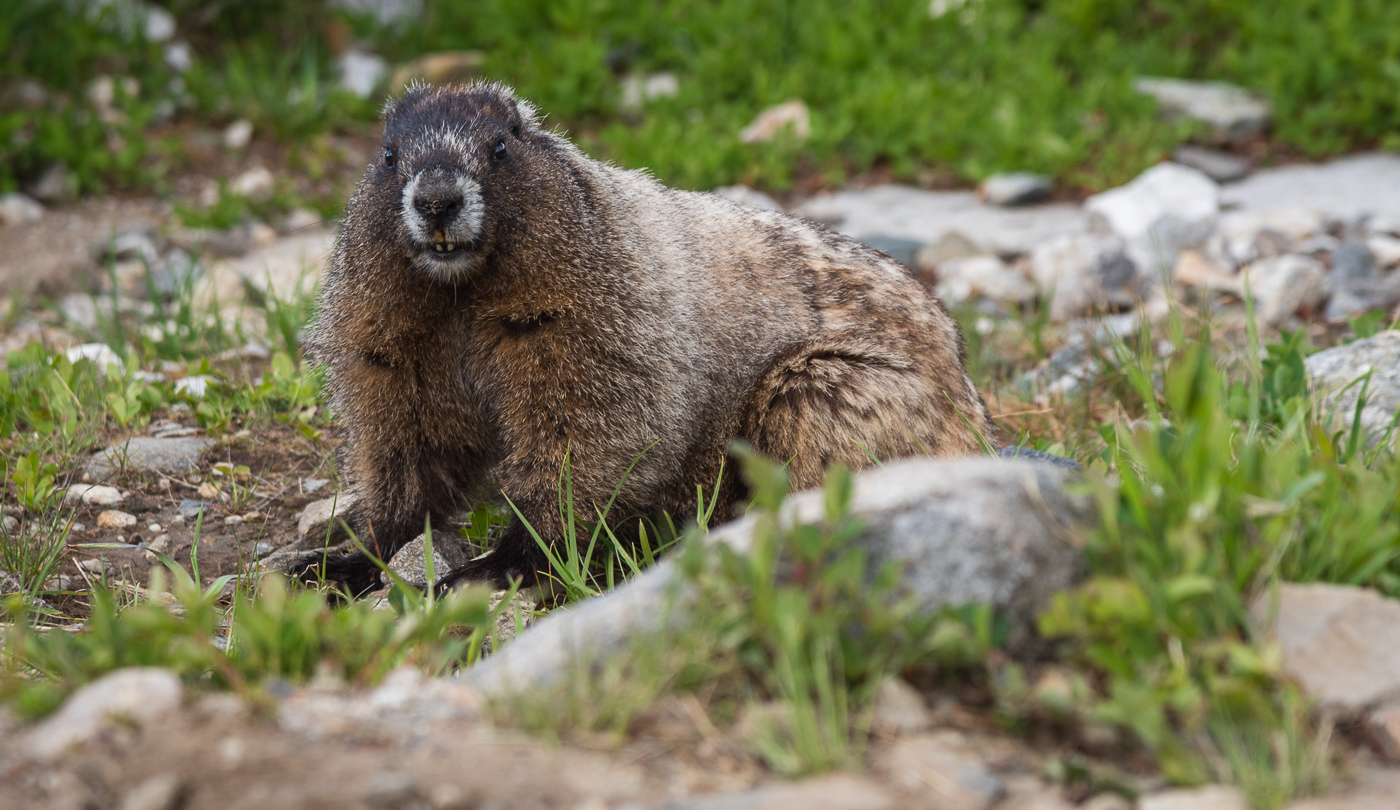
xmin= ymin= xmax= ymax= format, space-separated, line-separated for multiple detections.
xmin=400 ymin=172 xmax=485 ymax=279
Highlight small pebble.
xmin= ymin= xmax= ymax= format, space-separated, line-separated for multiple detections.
xmin=96 ymin=510 xmax=138 ymax=529
xmin=148 ymin=523 xmax=162 ymax=533
xmin=255 ymin=542 xmax=273 ymax=558
xmin=241 ymin=511 xmax=262 ymax=522
xmin=2 ymin=515 xmax=17 ymax=533
xmin=70 ymin=523 xmax=85 ymax=533
xmin=78 ymin=558 xmax=106 ymax=573
xmin=225 ymin=515 xmax=243 ymax=526
xmin=171 ymin=514 xmax=186 ymax=526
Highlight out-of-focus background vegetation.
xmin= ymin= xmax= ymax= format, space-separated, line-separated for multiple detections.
xmin=5 ymin=0 xmax=1400 ymax=201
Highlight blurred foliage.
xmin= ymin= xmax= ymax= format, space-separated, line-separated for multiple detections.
xmin=4 ymin=0 xmax=1400 ymax=195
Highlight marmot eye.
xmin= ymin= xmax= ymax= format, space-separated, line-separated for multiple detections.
xmin=493 ymin=140 xmax=509 ymax=162
xmin=383 ymin=149 xmax=396 ymax=168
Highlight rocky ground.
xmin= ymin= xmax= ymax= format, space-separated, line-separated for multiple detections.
xmin=9 ymin=74 xmax=1400 ymax=808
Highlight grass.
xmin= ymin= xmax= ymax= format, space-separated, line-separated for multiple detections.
xmin=7 ymin=228 xmax=1400 ymax=807
xmin=6 ymin=1 xmax=1400 ymax=197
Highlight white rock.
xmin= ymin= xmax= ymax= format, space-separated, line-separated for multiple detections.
xmin=1084 ymin=162 xmax=1220 ymax=278
xmin=1134 ymin=77 xmax=1272 ymax=142
xmin=2 ymin=515 xmax=17 ymax=534
xmin=97 ymin=510 xmax=138 ymax=530
xmin=336 ymin=50 xmax=388 ymax=99
xmin=222 ymin=119 xmax=253 ymax=150
xmin=120 ymin=774 xmax=185 ymax=810
xmin=1140 ymin=785 xmax=1249 ymax=810
xmin=163 ymin=41 xmax=192 ymax=73
xmin=620 ymin=72 xmax=679 ymax=110
xmin=142 ymin=5 xmax=176 ymax=42
xmin=0 ymin=192 xmax=44 ymax=226
xmin=25 ymin=668 xmax=183 ymax=761
xmin=1368 ymin=235 xmax=1400 ymax=269
xmin=65 ymin=484 xmax=124 ymax=506
xmin=936 ymin=255 xmax=1036 ymax=305
xmin=1240 ymin=254 xmax=1327 ymax=326
xmin=174 ymin=375 xmax=211 ymax=397
xmin=978 ymin=172 xmax=1053 ymax=207
xmin=713 ymin=184 xmax=782 ymax=211
xmin=1219 ymin=207 xmax=1324 ymax=266
xmin=739 ymin=99 xmax=810 ymax=144
xmin=871 ymin=678 xmax=931 ymax=736
xmin=795 ymin=185 xmax=1089 ymax=257
xmin=1030 ymin=234 xmax=1142 ymax=321
xmin=1222 ymin=153 xmax=1400 ymax=227
xmin=229 ymin=166 xmax=275 ymax=199
xmin=66 ymin=343 xmax=124 ymax=373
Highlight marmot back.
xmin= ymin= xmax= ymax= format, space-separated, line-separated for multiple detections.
xmin=296 ymin=81 xmax=994 ymax=594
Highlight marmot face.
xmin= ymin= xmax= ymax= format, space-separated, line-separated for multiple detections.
xmin=374 ymin=83 xmax=543 ymax=282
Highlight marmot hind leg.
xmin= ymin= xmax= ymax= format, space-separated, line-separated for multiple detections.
xmin=739 ymin=340 xmax=991 ymax=489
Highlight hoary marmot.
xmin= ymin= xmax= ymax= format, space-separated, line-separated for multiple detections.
xmin=295 ymin=82 xmax=994 ymax=594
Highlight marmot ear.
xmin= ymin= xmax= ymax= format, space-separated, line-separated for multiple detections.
xmin=506 ymin=95 xmax=541 ymax=134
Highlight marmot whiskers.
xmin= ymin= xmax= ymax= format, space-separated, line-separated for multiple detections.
xmin=294 ymin=82 xmax=994 ymax=594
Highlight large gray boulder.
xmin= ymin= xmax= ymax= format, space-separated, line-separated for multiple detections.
xmin=461 ymin=457 xmax=1092 ymax=697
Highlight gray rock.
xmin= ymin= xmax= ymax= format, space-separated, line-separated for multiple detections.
xmin=1172 ymin=145 xmax=1251 ymax=183
xmin=1222 ymin=153 xmax=1400 ymax=227
xmin=1252 ymin=582 xmax=1400 ymax=713
xmin=871 ymin=732 xmax=1004 ymax=810
xmin=86 ymin=437 xmax=212 ymax=477
xmin=28 ymin=162 xmax=77 ymax=203
xmin=1333 ymin=242 xmax=1379 ymax=283
xmin=147 ymin=248 xmax=202 ymax=298
xmin=330 ymin=0 xmax=423 ymax=28
xmin=1133 ymin=77 xmax=1272 ymax=142
xmin=1326 ymin=243 xmax=1400 ymax=319
xmin=997 ymin=446 xmax=1081 ymax=470
xmin=0 ymin=192 xmax=44 ymax=226
xmin=387 ymin=529 xmax=477 ymax=589
xmin=119 ymin=775 xmax=186 ymax=810
xmin=661 ymin=773 xmax=898 ymax=810
xmin=714 ymin=184 xmax=782 ymax=212
xmin=177 ymin=499 xmax=213 ymax=521
xmin=1140 ymin=786 xmax=1249 ymax=810
xmin=25 ymin=668 xmax=183 ymax=761
xmin=336 ymin=50 xmax=388 ymax=99
xmin=859 ymin=235 xmax=924 ymax=270
xmin=1241 ymin=254 xmax=1328 ymax=326
xmin=2 ymin=515 xmax=17 ymax=534
xmin=1305 ymin=330 xmax=1400 ymax=443
xmin=298 ymin=491 xmax=361 ymax=545
xmin=1084 ymin=162 xmax=1220 ymax=279
xmin=462 ymin=458 xmax=1090 ymax=697
xmin=979 ymin=172 xmax=1053 ymax=206
xmin=93 ymin=229 xmax=161 ymax=265
xmin=934 ymin=255 xmax=1036 ymax=305
xmin=1030 ymin=233 xmax=1142 ymax=321
xmin=793 ymin=185 xmax=1090 ymax=256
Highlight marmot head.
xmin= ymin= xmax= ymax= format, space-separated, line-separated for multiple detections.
xmin=372 ymin=82 xmax=547 ymax=282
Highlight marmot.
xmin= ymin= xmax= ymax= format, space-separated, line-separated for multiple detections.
xmin=294 ymin=82 xmax=994 ymax=595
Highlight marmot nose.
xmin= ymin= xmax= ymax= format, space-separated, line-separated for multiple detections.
xmin=414 ymin=193 xmax=464 ymax=230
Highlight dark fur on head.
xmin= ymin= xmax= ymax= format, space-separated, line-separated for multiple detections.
xmin=293 ymin=82 xmax=994 ymax=595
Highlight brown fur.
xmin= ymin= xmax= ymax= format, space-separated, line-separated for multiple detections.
xmin=295 ymin=82 xmax=993 ymax=593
